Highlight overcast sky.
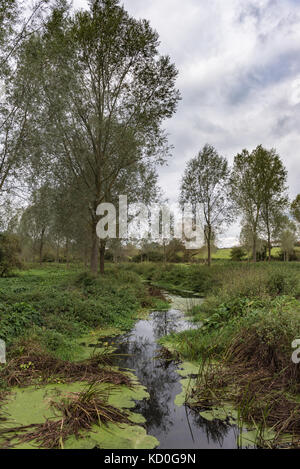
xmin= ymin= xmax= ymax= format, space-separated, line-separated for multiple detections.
xmin=74 ymin=0 xmax=300 ymax=246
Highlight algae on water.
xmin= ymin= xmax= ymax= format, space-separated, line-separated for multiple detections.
xmin=1 ymin=375 xmax=158 ymax=449
xmin=173 ymin=361 xmax=200 ymax=407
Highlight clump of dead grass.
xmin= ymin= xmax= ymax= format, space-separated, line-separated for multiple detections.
xmin=148 ymin=285 xmax=167 ymax=300
xmin=1 ymin=382 xmax=132 ymax=449
xmin=0 ymin=340 xmax=132 ymax=388
xmin=187 ymin=331 xmax=300 ymax=447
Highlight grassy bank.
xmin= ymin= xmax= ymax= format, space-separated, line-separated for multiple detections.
xmin=119 ymin=261 xmax=231 ymax=296
xmin=0 ymin=264 xmax=165 ymax=363
xmin=0 ymin=264 xmax=168 ymax=449
xmin=159 ymin=262 xmax=300 ymax=447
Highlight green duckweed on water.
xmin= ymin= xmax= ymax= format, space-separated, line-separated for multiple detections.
xmin=199 ymin=405 xmax=238 ymax=424
xmin=1 ymin=374 xmax=159 ymax=449
xmin=72 ymin=327 xmax=122 ymax=361
xmin=64 ymin=423 xmax=158 ymax=450
xmin=167 ymin=295 xmax=203 ymax=313
xmin=174 ymin=362 xmax=199 ymax=407
xmin=237 ymin=429 xmax=275 ymax=448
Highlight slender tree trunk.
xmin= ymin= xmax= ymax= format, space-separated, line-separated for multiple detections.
xmin=84 ymin=245 xmax=88 ymax=268
xmin=252 ymin=222 xmax=257 ymax=262
xmin=56 ymin=239 xmax=59 ymax=262
xmin=207 ymin=238 xmax=211 ymax=267
xmin=90 ymin=224 xmax=98 ymax=275
xmin=268 ymin=239 xmax=272 ymax=262
xmin=39 ymin=228 xmax=45 ymax=264
xmin=252 ymin=236 xmax=257 ymax=262
xmin=267 ymin=224 xmax=271 ymax=262
xmin=66 ymin=238 xmax=69 ymax=268
xmin=207 ymin=225 xmax=211 ymax=267
xmin=99 ymin=240 xmax=106 ymax=275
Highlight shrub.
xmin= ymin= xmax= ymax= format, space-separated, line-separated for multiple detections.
xmin=42 ymin=252 xmax=56 ymax=263
xmin=278 ymin=249 xmax=298 ymax=262
xmin=0 ymin=233 xmax=21 ymax=276
xmin=230 ymin=246 xmax=246 ymax=261
xmin=0 ymin=302 xmax=41 ymax=343
xmin=267 ymin=270 xmax=298 ymax=296
xmin=75 ymin=271 xmax=97 ymax=287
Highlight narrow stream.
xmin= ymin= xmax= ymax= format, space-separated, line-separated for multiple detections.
xmin=99 ymin=294 xmax=239 ymax=449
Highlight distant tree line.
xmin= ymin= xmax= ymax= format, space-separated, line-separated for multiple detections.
xmin=180 ymin=144 xmax=299 ymax=266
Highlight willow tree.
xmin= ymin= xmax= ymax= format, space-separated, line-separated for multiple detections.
xmin=23 ymin=0 xmax=180 ymax=274
xmin=230 ymin=145 xmax=288 ymax=262
xmin=0 ymin=1 xmax=49 ymax=205
xmin=180 ymin=144 xmax=232 ymax=267
xmin=280 ymin=221 xmax=297 ymax=262
xmin=0 ymin=0 xmax=19 ymax=70
xmin=291 ymin=195 xmax=300 ymax=224
xmin=0 ymin=0 xmax=27 ymax=199
xmin=260 ymin=151 xmax=288 ymax=261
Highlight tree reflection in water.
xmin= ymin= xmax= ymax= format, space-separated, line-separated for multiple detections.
xmin=98 ymin=302 xmax=239 ymax=449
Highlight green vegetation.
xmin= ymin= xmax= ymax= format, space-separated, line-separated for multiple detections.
xmin=1 ymin=260 xmax=300 ymax=448
xmin=0 ymin=263 xmax=167 ymax=397
xmin=160 ymin=262 xmax=300 ymax=447
xmin=120 ymin=262 xmax=219 ymax=296
xmin=230 ymin=247 xmax=246 ymax=261
xmin=0 ymin=233 xmax=21 ymax=277
xmin=0 ymin=264 xmax=166 ymax=448
xmin=0 ymin=264 xmax=163 ymax=360
xmin=180 ymin=144 xmax=232 ymax=266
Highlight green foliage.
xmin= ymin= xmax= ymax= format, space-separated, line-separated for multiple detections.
xmin=0 ymin=301 xmax=41 ymax=343
xmin=291 ymin=194 xmax=300 ymax=223
xmin=180 ymin=144 xmax=231 ymax=266
xmin=0 ymin=264 xmax=150 ymax=357
xmin=0 ymin=232 xmax=21 ymax=276
xmin=266 ymin=270 xmax=298 ymax=295
xmin=230 ymin=145 xmax=288 ymax=261
xmin=120 ymin=262 xmax=219 ymax=296
xmin=165 ymin=262 xmax=300 ymax=364
xmin=20 ymin=0 xmax=180 ymax=275
xmin=230 ymin=246 xmax=246 ymax=261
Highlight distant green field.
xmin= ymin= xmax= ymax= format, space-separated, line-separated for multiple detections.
xmin=271 ymin=246 xmax=300 ymax=258
xmin=195 ymin=246 xmax=300 ymax=260
xmin=193 ymin=248 xmax=232 ymax=260
xmin=215 ymin=246 xmax=300 ymax=260
xmin=271 ymin=247 xmax=281 ymax=258
xmin=213 ymin=248 xmax=232 ymax=259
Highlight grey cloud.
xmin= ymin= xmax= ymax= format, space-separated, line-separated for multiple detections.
xmin=227 ymin=50 xmax=300 ymax=105
xmin=238 ymin=4 xmax=262 ymax=23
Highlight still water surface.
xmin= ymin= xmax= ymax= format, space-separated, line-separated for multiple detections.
xmin=101 ymin=294 xmax=239 ymax=449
